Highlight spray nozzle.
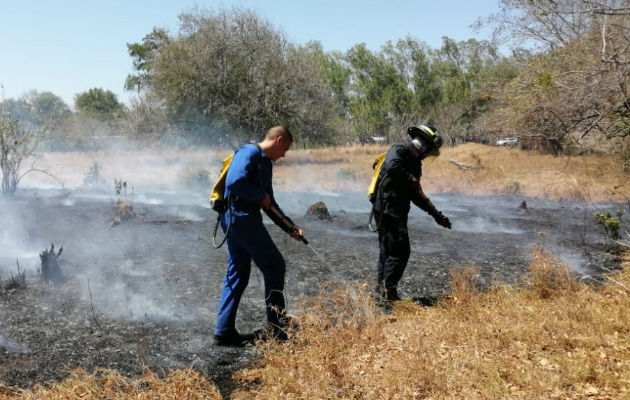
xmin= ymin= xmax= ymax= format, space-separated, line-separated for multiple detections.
xmin=292 ymin=228 xmax=309 ymax=245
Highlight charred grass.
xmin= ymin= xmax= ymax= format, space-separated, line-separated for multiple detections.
xmin=2 ymin=249 xmax=628 ymax=399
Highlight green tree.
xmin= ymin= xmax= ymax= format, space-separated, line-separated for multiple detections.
xmin=0 ymin=98 xmax=35 ymax=128
xmin=0 ymin=116 xmax=40 ymax=195
xmin=127 ymin=8 xmax=338 ymax=145
xmin=74 ymin=88 xmax=126 ymax=121
xmin=307 ymin=42 xmax=351 ymax=116
xmin=346 ymin=43 xmax=410 ymax=142
xmin=1 ymin=91 xmax=70 ymax=130
xmin=125 ymin=27 xmax=170 ymax=92
xmin=24 ymin=90 xmax=70 ymax=126
xmin=389 ymin=37 xmax=440 ymax=112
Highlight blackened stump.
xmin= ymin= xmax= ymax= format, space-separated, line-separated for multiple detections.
xmin=39 ymin=243 xmax=65 ymax=284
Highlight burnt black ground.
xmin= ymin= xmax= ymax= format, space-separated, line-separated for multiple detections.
xmin=0 ymin=188 xmax=627 ymax=395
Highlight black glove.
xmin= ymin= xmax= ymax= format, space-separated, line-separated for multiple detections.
xmin=434 ymin=211 xmax=451 ymax=229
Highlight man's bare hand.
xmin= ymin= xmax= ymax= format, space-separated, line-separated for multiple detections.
xmin=260 ymin=193 xmax=271 ymax=208
xmin=290 ymin=226 xmax=304 ymax=241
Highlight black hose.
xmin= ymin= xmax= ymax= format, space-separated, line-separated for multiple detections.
xmin=212 ymin=198 xmax=231 ymax=249
xmin=368 ymin=171 xmax=387 ymax=232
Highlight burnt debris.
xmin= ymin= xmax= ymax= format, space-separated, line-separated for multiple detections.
xmin=112 ymin=179 xmax=137 ymax=226
xmin=39 ymin=243 xmax=65 ymax=284
xmin=3 ymin=260 xmax=27 ymax=292
xmin=305 ymin=201 xmax=331 ymax=220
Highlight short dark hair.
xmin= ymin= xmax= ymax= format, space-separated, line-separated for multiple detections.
xmin=265 ymin=125 xmax=293 ymax=142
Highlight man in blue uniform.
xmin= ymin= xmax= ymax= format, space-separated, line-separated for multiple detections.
xmin=371 ymin=125 xmax=452 ymax=303
xmin=214 ymin=125 xmax=304 ymax=346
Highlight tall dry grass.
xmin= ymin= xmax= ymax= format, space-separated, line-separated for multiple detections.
xmin=274 ymin=143 xmax=629 ymax=202
xmin=0 ymin=368 xmax=221 ymax=400
xmin=1 ymin=250 xmax=627 ymax=399
xmin=234 ymin=249 xmax=630 ymax=400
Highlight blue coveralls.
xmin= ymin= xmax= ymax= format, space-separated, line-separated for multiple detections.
xmin=214 ymin=143 xmax=294 ymax=336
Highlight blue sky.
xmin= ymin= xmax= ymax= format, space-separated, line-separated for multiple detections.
xmin=0 ymin=0 xmax=500 ymax=107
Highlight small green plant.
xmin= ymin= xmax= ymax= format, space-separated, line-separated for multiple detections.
xmin=593 ymin=210 xmax=624 ymax=240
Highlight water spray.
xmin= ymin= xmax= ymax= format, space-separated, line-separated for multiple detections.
xmin=267 ymin=205 xmax=336 ymax=275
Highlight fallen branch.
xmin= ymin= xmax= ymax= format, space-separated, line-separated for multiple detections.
xmin=449 ymin=159 xmax=480 ymax=170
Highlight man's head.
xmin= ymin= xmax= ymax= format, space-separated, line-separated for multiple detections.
xmin=407 ymin=125 xmax=443 ymax=159
xmin=260 ymin=125 xmax=293 ymax=161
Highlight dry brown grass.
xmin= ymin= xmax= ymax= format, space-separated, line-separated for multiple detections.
xmin=2 ymin=250 xmax=627 ymax=399
xmin=273 ymin=143 xmax=629 ymax=202
xmin=0 ymin=368 xmax=222 ymax=400
xmin=234 ymin=249 xmax=630 ymax=400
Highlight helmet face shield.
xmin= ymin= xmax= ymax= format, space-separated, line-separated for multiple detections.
xmin=407 ymin=124 xmax=443 ymax=157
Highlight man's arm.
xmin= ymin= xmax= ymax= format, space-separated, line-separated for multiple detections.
xmin=411 ymin=183 xmax=451 ymax=229
xmin=261 ymin=181 xmax=296 ymax=234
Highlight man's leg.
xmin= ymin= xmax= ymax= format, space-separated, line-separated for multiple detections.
xmin=235 ymin=219 xmax=286 ymax=331
xmin=214 ymin=236 xmax=251 ymax=337
xmin=378 ymin=215 xmax=410 ymax=300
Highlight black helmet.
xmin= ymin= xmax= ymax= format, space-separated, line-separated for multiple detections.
xmin=415 ymin=124 xmax=442 ymax=150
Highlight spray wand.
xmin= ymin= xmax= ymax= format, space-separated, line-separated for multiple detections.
xmin=267 ymin=205 xmax=338 ymax=277
xmin=267 ymin=205 xmax=309 ymax=245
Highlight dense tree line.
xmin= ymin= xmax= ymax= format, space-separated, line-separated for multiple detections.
xmin=123 ymin=8 xmax=517 ymax=147
xmin=2 ymin=2 xmax=628 ymax=155
xmin=0 ymin=87 xmax=127 ymax=150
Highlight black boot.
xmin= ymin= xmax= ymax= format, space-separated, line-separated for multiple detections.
xmin=385 ymin=287 xmax=401 ymax=302
xmin=213 ymin=330 xmax=255 ymax=347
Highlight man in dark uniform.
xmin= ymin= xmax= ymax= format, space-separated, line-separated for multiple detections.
xmin=371 ymin=125 xmax=451 ymax=302
xmin=214 ymin=125 xmax=304 ymax=346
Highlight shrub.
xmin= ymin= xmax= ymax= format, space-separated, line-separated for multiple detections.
xmin=594 ymin=210 xmax=624 ymax=240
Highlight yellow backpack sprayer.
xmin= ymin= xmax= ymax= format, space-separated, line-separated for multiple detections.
xmin=209 ymin=153 xmax=234 ymax=214
xmin=367 ymin=152 xmax=386 ymax=232
xmin=209 ymin=153 xmax=234 ymax=248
